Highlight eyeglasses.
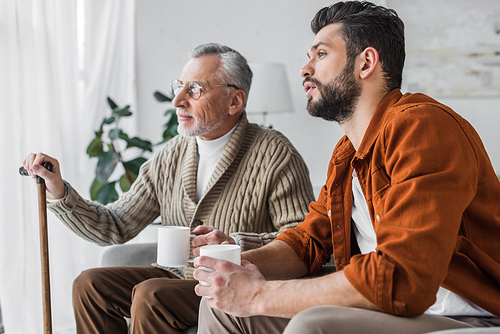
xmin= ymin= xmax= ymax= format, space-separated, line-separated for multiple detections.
xmin=170 ymin=79 xmax=239 ymax=100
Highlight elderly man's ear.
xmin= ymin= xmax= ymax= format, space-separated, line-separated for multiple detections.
xmin=228 ymin=90 xmax=246 ymax=115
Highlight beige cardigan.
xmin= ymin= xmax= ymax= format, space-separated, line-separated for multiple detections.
xmin=49 ymin=113 xmax=314 ymax=275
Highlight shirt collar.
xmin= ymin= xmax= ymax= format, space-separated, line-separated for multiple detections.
xmin=355 ymin=89 xmax=403 ymax=159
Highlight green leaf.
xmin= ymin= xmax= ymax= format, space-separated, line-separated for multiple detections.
xmin=154 ymin=91 xmax=173 ymax=102
xmin=114 ymin=106 xmax=132 ymax=117
xmin=119 ymin=171 xmax=137 ymax=193
xmin=163 ymin=108 xmax=176 ymax=117
xmin=168 ymin=124 xmax=178 ymax=138
xmin=90 ymin=178 xmax=106 ymax=200
xmin=162 ymin=112 xmax=179 ymax=142
xmin=108 ymin=128 xmax=122 ymax=140
xmin=96 ymin=181 xmax=119 ymax=204
xmin=87 ymin=137 xmax=104 ymax=157
xmin=123 ymin=157 xmax=147 ymax=176
xmin=96 ymin=150 xmax=119 ymax=182
xmin=166 ymin=112 xmax=178 ymax=127
xmin=104 ymin=116 xmax=116 ymax=124
xmin=162 ymin=129 xmax=173 ymax=142
xmin=107 ymin=97 xmax=118 ymax=110
xmin=123 ymin=136 xmax=153 ymax=152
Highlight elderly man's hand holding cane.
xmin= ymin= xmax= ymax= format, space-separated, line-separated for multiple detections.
xmin=20 ymin=153 xmax=65 ymax=334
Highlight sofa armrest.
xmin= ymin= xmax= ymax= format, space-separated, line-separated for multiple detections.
xmin=101 ymin=243 xmax=157 ymax=267
xmin=101 ymin=243 xmax=336 ymax=276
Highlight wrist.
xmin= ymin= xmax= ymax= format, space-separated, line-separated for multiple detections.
xmin=47 ymin=182 xmax=67 ymax=201
xmin=253 ymin=280 xmax=282 ymax=316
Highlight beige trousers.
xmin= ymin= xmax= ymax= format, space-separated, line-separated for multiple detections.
xmin=197 ymin=297 xmax=483 ymax=334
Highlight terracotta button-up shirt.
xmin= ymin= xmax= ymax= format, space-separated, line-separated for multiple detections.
xmin=278 ymin=89 xmax=500 ymax=317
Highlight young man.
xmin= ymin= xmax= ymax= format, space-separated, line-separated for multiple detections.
xmin=22 ymin=43 xmax=314 ymax=333
xmin=194 ymin=3 xmax=500 ymax=333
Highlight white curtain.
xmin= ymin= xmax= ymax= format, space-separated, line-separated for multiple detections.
xmin=0 ymin=1 xmax=136 ymax=333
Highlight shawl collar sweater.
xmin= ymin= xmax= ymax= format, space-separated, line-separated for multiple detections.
xmin=49 ymin=113 xmax=314 ymax=276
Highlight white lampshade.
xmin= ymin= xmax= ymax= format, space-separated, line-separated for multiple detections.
xmin=246 ymin=62 xmax=294 ymax=115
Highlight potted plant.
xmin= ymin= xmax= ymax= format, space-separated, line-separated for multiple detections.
xmin=86 ymin=91 xmax=177 ymax=204
xmin=154 ymin=90 xmax=178 ymax=143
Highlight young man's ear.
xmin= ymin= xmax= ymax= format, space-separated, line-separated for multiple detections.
xmin=228 ymin=90 xmax=246 ymax=116
xmin=358 ymin=47 xmax=379 ymax=80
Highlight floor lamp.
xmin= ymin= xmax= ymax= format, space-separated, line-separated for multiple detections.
xmin=246 ymin=62 xmax=294 ymax=128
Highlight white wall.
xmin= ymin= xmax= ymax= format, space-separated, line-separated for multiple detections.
xmin=390 ymin=0 xmax=500 ymax=174
xmin=135 ymin=0 xmax=500 ymax=194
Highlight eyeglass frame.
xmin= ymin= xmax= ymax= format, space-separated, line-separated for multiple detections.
xmin=170 ymin=79 xmax=239 ymax=100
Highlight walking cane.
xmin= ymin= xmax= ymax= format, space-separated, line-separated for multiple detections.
xmin=19 ymin=162 xmax=53 ymax=334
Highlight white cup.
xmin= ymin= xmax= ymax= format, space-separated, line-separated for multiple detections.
xmin=157 ymin=226 xmax=192 ymax=267
xmin=199 ymin=244 xmax=241 ymax=286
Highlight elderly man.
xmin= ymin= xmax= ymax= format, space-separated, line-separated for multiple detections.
xmin=194 ymin=3 xmax=500 ymax=334
xmin=23 ymin=43 xmax=314 ymax=333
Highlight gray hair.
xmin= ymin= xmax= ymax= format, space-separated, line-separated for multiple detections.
xmin=191 ymin=43 xmax=253 ymax=106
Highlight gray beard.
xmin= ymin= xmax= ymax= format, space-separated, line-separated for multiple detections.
xmin=176 ymin=109 xmax=226 ymax=138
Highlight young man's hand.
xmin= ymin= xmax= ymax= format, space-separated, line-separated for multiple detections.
xmin=193 ymin=256 xmax=268 ymax=317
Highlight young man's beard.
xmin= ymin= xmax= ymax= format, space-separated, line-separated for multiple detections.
xmin=306 ymin=60 xmax=361 ymax=124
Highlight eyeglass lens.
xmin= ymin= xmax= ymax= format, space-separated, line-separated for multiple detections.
xmin=171 ymin=80 xmax=202 ymax=100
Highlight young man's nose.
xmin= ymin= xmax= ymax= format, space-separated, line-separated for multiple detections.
xmin=300 ymin=61 xmax=314 ymax=78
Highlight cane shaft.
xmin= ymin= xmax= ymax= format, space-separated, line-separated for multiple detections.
xmin=37 ymin=182 xmax=53 ymax=334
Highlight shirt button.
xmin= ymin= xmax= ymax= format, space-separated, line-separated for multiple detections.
xmin=328 ymin=210 xmax=331 ymax=217
xmin=336 ymin=224 xmax=340 ymax=228
xmin=338 ymin=263 xmax=343 ymax=268
xmin=376 ymin=215 xmax=380 ymax=222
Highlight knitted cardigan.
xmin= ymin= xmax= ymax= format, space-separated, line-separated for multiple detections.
xmin=49 ymin=113 xmax=314 ymax=276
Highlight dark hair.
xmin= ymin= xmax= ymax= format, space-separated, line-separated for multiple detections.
xmin=191 ymin=43 xmax=253 ymax=106
xmin=311 ymin=1 xmax=405 ymax=91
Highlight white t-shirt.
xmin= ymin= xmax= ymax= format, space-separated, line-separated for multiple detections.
xmin=351 ymin=170 xmax=493 ymax=316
